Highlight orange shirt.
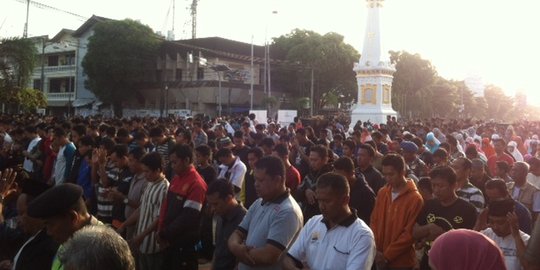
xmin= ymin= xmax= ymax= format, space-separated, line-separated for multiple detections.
xmin=370 ymin=180 xmax=424 ymax=268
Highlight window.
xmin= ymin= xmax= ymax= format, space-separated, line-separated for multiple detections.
xmin=33 ymin=79 xmax=42 ymax=91
xmin=48 ymin=55 xmax=59 ymax=66
xmin=197 ymin=68 xmax=204 ymax=80
xmin=49 ymin=77 xmax=74 ymax=93
xmin=176 ymin=69 xmax=183 ymax=81
xmin=66 ymin=53 xmax=75 ymax=65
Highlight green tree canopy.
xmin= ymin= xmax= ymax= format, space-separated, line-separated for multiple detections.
xmin=0 ymin=37 xmax=37 ymax=102
xmin=484 ymin=84 xmax=514 ymax=120
xmin=272 ymin=29 xmax=359 ymax=113
xmin=82 ymin=19 xmax=161 ymax=117
xmin=390 ymin=50 xmax=437 ymax=117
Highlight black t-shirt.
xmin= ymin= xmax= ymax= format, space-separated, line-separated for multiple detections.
xmin=357 ymin=166 xmax=385 ymax=195
xmin=197 ymin=165 xmax=217 ymax=185
xmin=349 ymin=175 xmax=375 ymax=225
xmin=233 ymin=145 xmax=251 ymax=169
xmin=417 ymin=198 xmax=477 ymax=270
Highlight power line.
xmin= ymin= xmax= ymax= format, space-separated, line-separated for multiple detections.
xmin=14 ymin=0 xmax=88 ymax=21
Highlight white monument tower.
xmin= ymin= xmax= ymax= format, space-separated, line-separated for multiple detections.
xmin=351 ymin=0 xmax=397 ymax=125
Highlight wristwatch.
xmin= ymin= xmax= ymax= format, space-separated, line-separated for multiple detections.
xmin=123 ymin=198 xmax=129 ymax=205
xmin=0 ymin=194 xmax=4 ymax=204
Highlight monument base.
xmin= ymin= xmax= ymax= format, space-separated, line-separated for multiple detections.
xmin=350 ymin=105 xmax=398 ymax=126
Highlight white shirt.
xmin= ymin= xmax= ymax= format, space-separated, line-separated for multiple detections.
xmin=526 ymin=173 xmax=540 ymax=189
xmin=288 ymin=214 xmax=376 ymax=270
xmin=482 ymin=228 xmax=530 ymax=270
xmin=54 ymin=145 xmax=67 ymax=185
xmin=23 ymin=136 xmax=41 ymax=172
xmin=218 ymin=157 xmax=247 ymax=190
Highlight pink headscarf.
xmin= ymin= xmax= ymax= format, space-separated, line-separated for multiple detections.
xmin=429 ymin=229 xmax=507 ymax=270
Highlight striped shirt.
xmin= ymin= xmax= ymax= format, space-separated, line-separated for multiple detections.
xmin=96 ymin=162 xmax=119 ymax=223
xmin=136 ymin=177 xmax=169 ymax=254
xmin=457 ymin=182 xmax=485 ymax=213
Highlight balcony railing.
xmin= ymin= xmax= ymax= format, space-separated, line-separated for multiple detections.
xmin=34 ymin=65 xmax=76 ymax=73
xmin=47 ymin=92 xmax=75 ymax=100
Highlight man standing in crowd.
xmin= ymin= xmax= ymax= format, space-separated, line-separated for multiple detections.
xmin=27 ymin=183 xmax=103 ymax=270
xmin=482 ymin=199 xmax=530 ymax=270
xmin=207 ymin=180 xmax=247 ymax=270
xmin=296 ymin=145 xmax=333 ymax=221
xmin=22 ymin=126 xmax=41 ymax=181
xmin=290 ymin=128 xmax=314 ymax=179
xmin=273 ymin=144 xmax=301 ymax=192
xmin=283 ymin=172 xmax=375 ymax=270
xmin=0 ymin=175 xmax=58 ymax=270
xmin=228 ymin=156 xmax=303 ymax=270
xmin=120 ymin=152 xmax=169 ymax=270
xmin=216 ymin=148 xmax=247 ymax=197
xmin=59 ymin=225 xmax=135 ymax=270
xmin=370 ymin=154 xmax=423 ymax=270
xmin=527 ymin=157 xmax=540 ymax=189
xmin=333 ymin=156 xmax=375 ymax=224
xmin=451 ymin=157 xmax=485 ymax=213
xmin=401 ymin=141 xmax=428 ymax=179
xmin=413 ymin=166 xmax=477 ymax=270
xmin=158 ymin=144 xmax=207 ymax=270
xmin=510 ymin=162 xmax=540 ymax=221
xmin=192 ymin=121 xmax=208 ymax=148
xmin=233 ymin=131 xmax=251 ymax=166
xmin=150 ymin=126 xmax=176 ymax=179
xmin=241 ymin=147 xmax=263 ymax=209
xmin=470 ymin=158 xmax=491 ymax=196
xmin=52 ymin=127 xmax=76 ymax=185
xmin=487 ymin=138 xmax=515 ymax=176
xmin=357 ymin=144 xmax=386 ymax=195
xmin=479 ymin=179 xmax=533 ymax=235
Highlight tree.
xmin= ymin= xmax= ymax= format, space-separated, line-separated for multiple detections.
xmin=82 ymin=19 xmax=161 ymax=117
xmin=272 ymin=29 xmax=359 ymax=114
xmin=390 ymin=51 xmax=437 ymax=118
xmin=0 ymin=37 xmax=37 ymax=111
xmin=16 ymin=88 xmax=47 ymax=112
xmin=484 ymin=84 xmax=514 ymax=120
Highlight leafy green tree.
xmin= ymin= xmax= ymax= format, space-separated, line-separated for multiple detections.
xmin=0 ymin=37 xmax=37 ymax=110
xmin=82 ymin=19 xmax=161 ymax=117
xmin=484 ymin=84 xmax=514 ymax=120
xmin=272 ymin=29 xmax=359 ymax=114
xmin=390 ymin=51 xmax=437 ymax=118
xmin=16 ymin=88 xmax=47 ymax=112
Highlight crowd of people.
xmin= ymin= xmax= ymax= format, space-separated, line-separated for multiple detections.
xmin=0 ymin=113 xmax=540 ymax=270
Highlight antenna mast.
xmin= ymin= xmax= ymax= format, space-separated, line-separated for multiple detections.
xmin=191 ymin=0 xmax=198 ymax=39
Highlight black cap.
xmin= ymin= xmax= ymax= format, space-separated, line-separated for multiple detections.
xmin=20 ymin=180 xmax=50 ymax=199
xmin=27 ymin=183 xmax=83 ymax=219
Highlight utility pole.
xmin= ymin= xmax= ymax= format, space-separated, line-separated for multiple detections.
xmin=191 ymin=0 xmax=198 ymax=39
xmin=310 ymin=68 xmax=314 ymax=116
xmin=250 ymin=36 xmax=254 ymax=110
xmin=23 ymin=0 xmax=30 ymax=37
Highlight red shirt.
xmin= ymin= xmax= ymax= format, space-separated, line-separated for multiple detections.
xmin=487 ymin=153 xmax=515 ymax=176
xmin=158 ymin=166 xmax=207 ymax=232
xmin=286 ymin=165 xmax=301 ymax=192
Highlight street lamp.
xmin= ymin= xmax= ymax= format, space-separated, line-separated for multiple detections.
xmin=210 ymin=64 xmax=230 ymax=117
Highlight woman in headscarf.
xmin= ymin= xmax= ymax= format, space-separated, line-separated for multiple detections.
xmin=429 ymin=229 xmax=507 ymax=270
xmin=482 ymin=137 xmax=496 ymax=159
xmin=507 ymin=141 xmax=524 ymax=162
xmin=425 ymin=132 xmax=440 ymax=154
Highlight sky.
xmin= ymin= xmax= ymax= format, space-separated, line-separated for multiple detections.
xmin=2 ymin=0 xmax=540 ymax=105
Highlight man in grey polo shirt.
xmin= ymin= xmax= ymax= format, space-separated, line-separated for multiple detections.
xmin=228 ymin=156 xmax=303 ymax=270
